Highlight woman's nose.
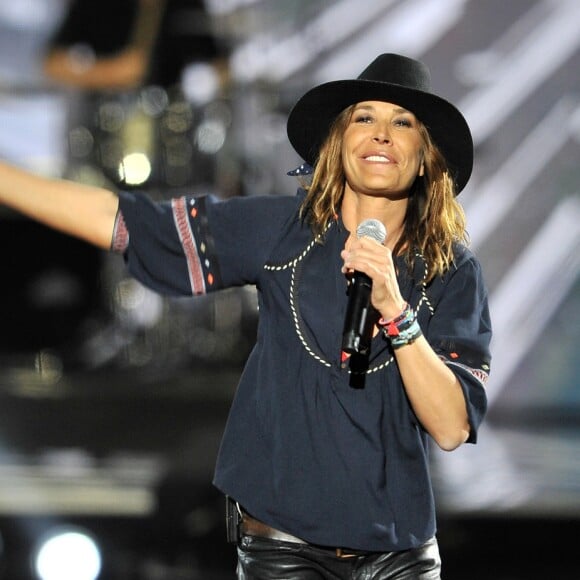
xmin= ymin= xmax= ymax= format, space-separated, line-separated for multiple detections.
xmin=372 ymin=126 xmax=392 ymax=143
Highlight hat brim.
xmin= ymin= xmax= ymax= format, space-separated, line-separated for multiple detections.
xmin=287 ymin=79 xmax=473 ymax=194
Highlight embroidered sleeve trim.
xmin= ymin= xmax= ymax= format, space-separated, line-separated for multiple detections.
xmin=172 ymin=197 xmax=206 ymax=295
xmin=111 ymin=210 xmax=129 ymax=253
xmin=443 ymin=358 xmax=489 ymax=388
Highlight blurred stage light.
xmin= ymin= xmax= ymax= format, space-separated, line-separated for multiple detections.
xmin=68 ymin=125 xmax=95 ymax=159
xmin=98 ymin=101 xmax=126 ymax=133
xmin=33 ymin=528 xmax=101 ymax=580
xmin=182 ymin=62 xmax=220 ymax=106
xmin=140 ymin=86 xmax=170 ymax=117
xmin=118 ymin=152 xmax=152 ymax=185
xmin=195 ymin=118 xmax=227 ymax=154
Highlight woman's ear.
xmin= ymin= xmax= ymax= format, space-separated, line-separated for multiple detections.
xmin=418 ymin=148 xmax=426 ymax=177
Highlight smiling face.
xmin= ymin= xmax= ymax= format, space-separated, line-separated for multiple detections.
xmin=341 ymin=101 xmax=425 ymax=200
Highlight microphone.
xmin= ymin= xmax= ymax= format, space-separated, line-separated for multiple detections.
xmin=341 ymin=219 xmax=387 ymax=355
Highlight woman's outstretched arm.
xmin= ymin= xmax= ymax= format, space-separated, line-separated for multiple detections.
xmin=0 ymin=161 xmax=119 ymax=250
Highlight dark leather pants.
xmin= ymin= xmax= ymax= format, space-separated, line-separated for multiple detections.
xmin=236 ymin=534 xmax=441 ymax=579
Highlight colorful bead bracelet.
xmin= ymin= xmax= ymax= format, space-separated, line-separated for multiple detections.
xmin=378 ymin=302 xmax=423 ymax=349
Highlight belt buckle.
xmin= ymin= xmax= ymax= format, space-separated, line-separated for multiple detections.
xmin=335 ymin=548 xmax=357 ymax=559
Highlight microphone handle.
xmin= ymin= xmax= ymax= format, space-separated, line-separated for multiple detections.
xmin=341 ymin=271 xmax=374 ymax=355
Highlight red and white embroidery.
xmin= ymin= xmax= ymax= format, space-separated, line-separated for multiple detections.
xmin=444 ymin=358 xmax=489 ymax=388
xmin=172 ymin=197 xmax=206 ymax=295
xmin=111 ymin=211 xmax=129 ymax=253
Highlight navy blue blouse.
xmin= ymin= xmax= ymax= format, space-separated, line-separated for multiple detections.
xmin=113 ymin=189 xmax=491 ymax=552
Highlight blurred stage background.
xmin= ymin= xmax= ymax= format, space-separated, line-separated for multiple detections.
xmin=0 ymin=0 xmax=578 ymax=578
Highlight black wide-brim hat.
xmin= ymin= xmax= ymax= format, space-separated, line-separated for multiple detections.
xmin=287 ymin=53 xmax=473 ymax=194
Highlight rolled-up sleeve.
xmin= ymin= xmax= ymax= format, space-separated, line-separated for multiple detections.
xmin=427 ymin=252 xmax=492 ymax=443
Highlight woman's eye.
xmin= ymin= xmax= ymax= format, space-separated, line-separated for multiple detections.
xmin=354 ymin=114 xmax=373 ymax=124
xmin=394 ymin=117 xmax=413 ymax=127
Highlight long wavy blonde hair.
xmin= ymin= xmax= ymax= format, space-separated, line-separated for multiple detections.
xmin=299 ymin=105 xmax=468 ymax=282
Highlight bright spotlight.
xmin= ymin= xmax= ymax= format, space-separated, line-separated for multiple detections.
xmin=34 ymin=528 xmax=102 ymax=580
xmin=118 ymin=152 xmax=152 ymax=186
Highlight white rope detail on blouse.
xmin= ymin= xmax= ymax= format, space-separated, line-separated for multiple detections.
xmin=289 ymin=262 xmax=332 ymax=368
xmin=263 ymin=226 xmax=433 ymax=374
xmin=265 ymin=224 xmax=334 ymax=368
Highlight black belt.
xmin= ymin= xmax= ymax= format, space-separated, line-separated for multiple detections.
xmin=241 ymin=513 xmax=370 ymax=559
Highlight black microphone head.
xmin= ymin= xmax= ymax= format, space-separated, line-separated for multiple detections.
xmin=356 ymin=219 xmax=387 ymax=244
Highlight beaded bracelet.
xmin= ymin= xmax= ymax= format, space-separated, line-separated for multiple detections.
xmin=378 ymin=303 xmax=423 ymax=349
xmin=389 ymin=319 xmax=422 ymax=349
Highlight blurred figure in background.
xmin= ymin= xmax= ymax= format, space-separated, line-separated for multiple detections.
xmin=42 ymin=0 xmax=228 ymax=93
xmin=42 ymin=0 xmax=231 ymax=192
